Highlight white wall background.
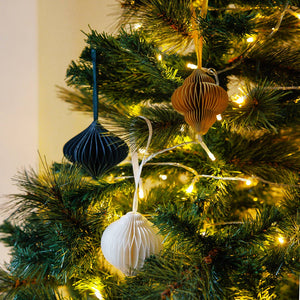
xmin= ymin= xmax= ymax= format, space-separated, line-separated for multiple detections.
xmin=0 ymin=0 xmax=119 ymax=266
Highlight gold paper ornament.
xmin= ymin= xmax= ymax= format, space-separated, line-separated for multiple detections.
xmin=171 ymin=69 xmax=228 ymax=135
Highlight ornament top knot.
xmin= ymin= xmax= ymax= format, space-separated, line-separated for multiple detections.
xmin=101 ymin=211 xmax=163 ymax=275
xmin=171 ymin=69 xmax=228 ymax=135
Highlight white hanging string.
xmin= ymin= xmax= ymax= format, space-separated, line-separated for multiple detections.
xmin=197 ymin=134 xmax=216 ymax=161
xmin=131 ymin=116 xmax=153 ymax=213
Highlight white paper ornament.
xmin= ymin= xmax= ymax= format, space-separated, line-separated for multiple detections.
xmin=101 ymin=211 xmax=163 ymax=275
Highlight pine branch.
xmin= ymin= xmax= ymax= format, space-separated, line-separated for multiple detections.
xmin=201 ymin=10 xmax=256 ymax=67
xmin=119 ymin=0 xmax=193 ymax=52
xmin=104 ymin=103 xmax=186 ymax=152
xmin=66 ymin=28 xmax=180 ymax=105
xmin=120 ymin=251 xmax=223 ymax=300
xmin=256 ymin=11 xmax=300 ymax=42
xmin=221 ymin=131 xmax=300 ymax=183
xmin=224 ymin=79 xmax=289 ymax=134
xmin=0 ymin=162 xmax=134 ymax=288
xmin=154 ymin=201 xmax=211 ymax=250
xmin=280 ymin=187 xmax=300 ymax=215
xmin=231 ymin=44 xmax=300 ymax=86
xmin=57 ymin=86 xmax=127 ymax=117
xmin=0 ymin=264 xmax=64 ymax=299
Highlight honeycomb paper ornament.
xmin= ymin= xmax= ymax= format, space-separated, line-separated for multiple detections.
xmin=63 ymin=120 xmax=129 ymax=178
xmin=101 ymin=211 xmax=163 ymax=275
xmin=171 ymin=69 xmax=228 ymax=135
xmin=63 ymin=49 xmax=129 ymax=178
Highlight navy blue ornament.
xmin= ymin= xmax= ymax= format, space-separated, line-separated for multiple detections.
xmin=63 ymin=49 xmax=129 ymax=178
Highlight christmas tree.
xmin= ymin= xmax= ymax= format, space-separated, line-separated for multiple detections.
xmin=0 ymin=0 xmax=300 ymax=299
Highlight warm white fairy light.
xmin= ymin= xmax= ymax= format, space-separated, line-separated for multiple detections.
xmin=159 ymin=174 xmax=168 ymax=180
xmin=245 ymin=179 xmax=252 ymax=186
xmin=134 ymin=23 xmax=142 ymax=30
xmin=246 ymin=36 xmax=254 ymax=43
xmin=278 ymin=236 xmax=285 ymax=245
xmin=216 ymin=114 xmax=222 ymax=121
xmin=138 ymin=187 xmax=145 ymax=199
xmin=92 ymin=288 xmax=103 ymax=300
xmin=234 ymin=95 xmax=245 ymax=104
xmin=187 ymin=63 xmax=198 ymax=69
xmin=139 ymin=148 xmax=146 ymax=154
xmin=186 ymin=183 xmax=194 ymax=193
xmin=157 ymin=54 xmax=162 ymax=61
xmin=232 ymin=95 xmax=246 ymax=107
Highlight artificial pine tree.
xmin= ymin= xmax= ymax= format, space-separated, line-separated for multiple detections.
xmin=0 ymin=0 xmax=300 ymax=299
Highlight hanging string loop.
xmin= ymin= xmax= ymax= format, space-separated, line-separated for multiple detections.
xmin=131 ymin=116 xmax=153 ymax=213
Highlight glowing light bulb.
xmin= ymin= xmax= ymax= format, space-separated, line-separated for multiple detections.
xmin=134 ymin=23 xmax=142 ymax=30
xmin=180 ymin=125 xmax=185 ymax=132
xmin=157 ymin=54 xmax=162 ymax=61
xmin=138 ymin=187 xmax=144 ymax=199
xmin=278 ymin=236 xmax=285 ymax=244
xmin=216 ymin=114 xmax=222 ymax=121
xmin=245 ymin=179 xmax=252 ymax=186
xmin=296 ymin=13 xmax=300 ymax=19
xmin=139 ymin=148 xmax=146 ymax=154
xmin=186 ymin=184 xmax=194 ymax=193
xmin=93 ymin=288 xmax=103 ymax=300
xmin=159 ymin=174 xmax=167 ymax=180
xmin=187 ymin=63 xmax=198 ymax=69
xmin=242 ymin=176 xmax=257 ymax=188
xmin=232 ymin=95 xmax=246 ymax=107
xmin=246 ymin=36 xmax=254 ymax=43
xmin=235 ymin=96 xmax=245 ymax=104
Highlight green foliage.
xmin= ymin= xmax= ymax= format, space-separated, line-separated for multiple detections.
xmin=221 ymin=131 xmax=300 ymax=182
xmin=0 ymin=163 xmax=126 ymax=298
xmin=1 ymin=0 xmax=300 ymax=299
xmin=120 ymin=0 xmax=193 ymax=52
xmin=225 ymin=79 xmax=289 ymax=134
xmin=66 ymin=28 xmax=180 ymax=106
xmin=113 ymin=103 xmax=186 ymax=151
xmin=201 ymin=10 xmax=256 ymax=67
xmin=240 ymin=45 xmax=300 ymax=87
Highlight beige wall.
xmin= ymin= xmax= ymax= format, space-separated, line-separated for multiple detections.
xmin=0 ymin=0 xmax=38 ymax=265
xmin=0 ymin=0 xmax=119 ymax=266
